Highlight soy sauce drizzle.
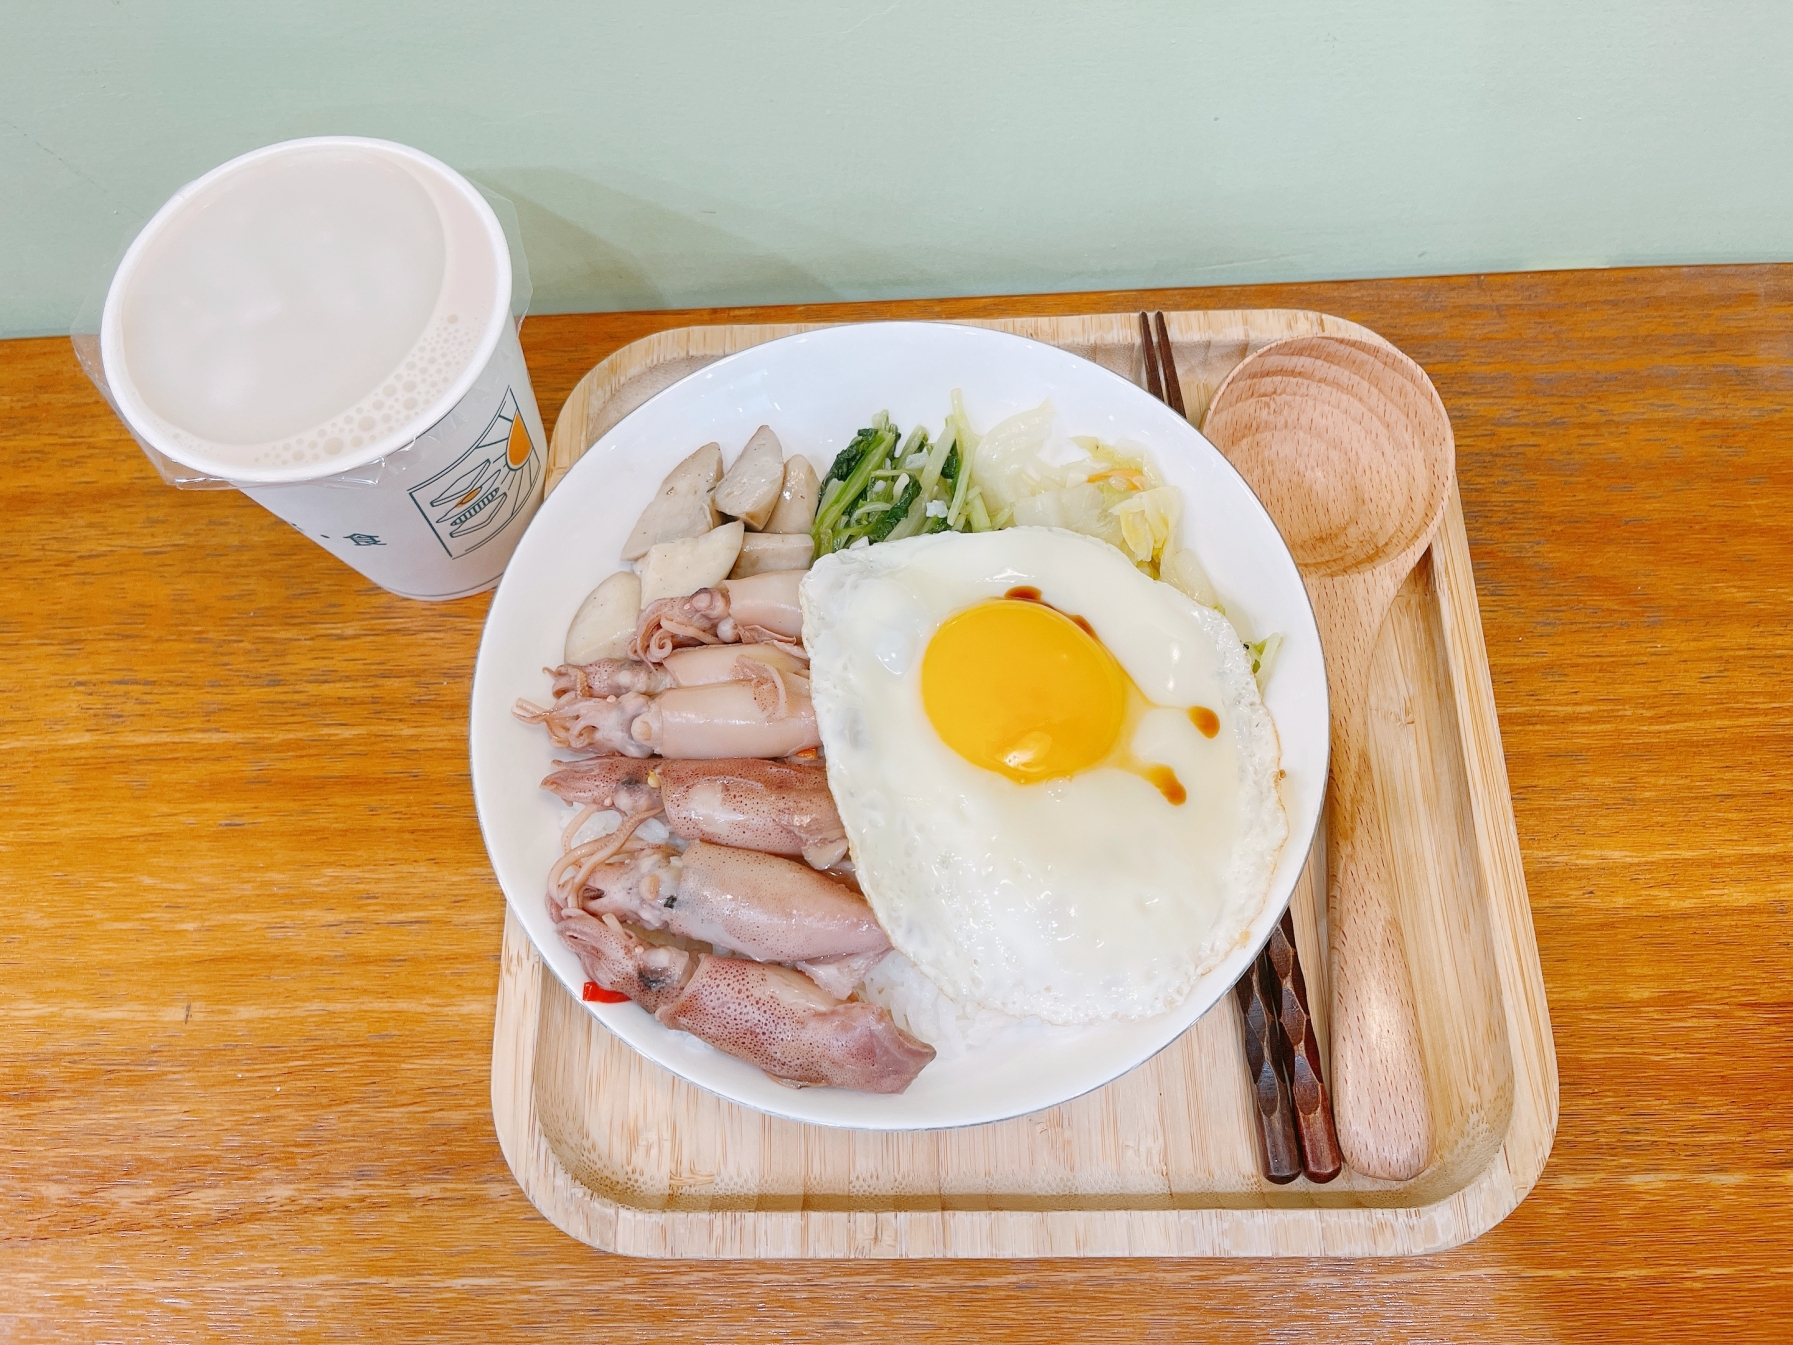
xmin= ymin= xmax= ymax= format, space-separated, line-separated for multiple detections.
xmin=1005 ymin=585 xmax=1097 ymax=637
xmin=1188 ymin=706 xmax=1220 ymax=738
xmin=1144 ymin=764 xmax=1187 ymax=805
xmin=999 ymin=585 xmax=1184 ymax=804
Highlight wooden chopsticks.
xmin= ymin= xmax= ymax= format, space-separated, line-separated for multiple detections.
xmin=1137 ymin=311 xmax=1343 ymax=1185
xmin=1265 ymin=909 xmax=1343 ymax=1181
xmin=1139 ymin=311 xmax=1187 ymax=417
xmin=1234 ymin=947 xmax=1303 ymax=1183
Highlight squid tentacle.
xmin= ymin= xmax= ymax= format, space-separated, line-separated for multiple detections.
xmin=547 ymin=808 xmax=663 ymax=912
xmin=632 ymin=588 xmax=733 ymax=663
xmin=630 ymin=572 xmax=807 ymax=666
xmin=514 ymin=687 xmax=657 ymax=756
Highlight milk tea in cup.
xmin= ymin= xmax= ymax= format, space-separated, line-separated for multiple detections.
xmin=100 ymin=136 xmax=546 ymax=600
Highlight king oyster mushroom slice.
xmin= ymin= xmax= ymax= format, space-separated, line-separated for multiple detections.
xmin=620 ymin=442 xmax=723 ymax=561
xmin=713 ymin=426 xmax=786 ymax=530
xmin=764 ymin=455 xmax=820 ymax=534
xmin=637 ymin=522 xmax=746 ymax=605
xmin=564 ymin=570 xmax=642 ymax=664
xmin=729 ymin=531 xmax=814 ymax=579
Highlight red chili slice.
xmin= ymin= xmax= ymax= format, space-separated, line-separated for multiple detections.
xmin=582 ymin=981 xmax=629 ymax=1004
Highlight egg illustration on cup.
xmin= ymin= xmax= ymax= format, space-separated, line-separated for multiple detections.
xmin=408 ymin=385 xmax=542 ymax=558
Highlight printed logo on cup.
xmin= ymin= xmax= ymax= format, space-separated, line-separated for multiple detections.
xmin=410 ymin=386 xmax=542 ymax=559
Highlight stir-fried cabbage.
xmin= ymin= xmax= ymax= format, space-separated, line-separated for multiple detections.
xmin=965 ymin=399 xmax=1282 ymax=690
xmin=968 ymin=400 xmax=1181 ymax=576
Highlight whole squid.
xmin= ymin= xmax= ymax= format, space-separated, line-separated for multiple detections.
xmin=552 ymin=905 xmax=934 ymax=1094
xmin=543 ymin=756 xmax=848 ymax=869
xmin=550 ymin=643 xmax=809 ymax=699
xmin=573 ymin=840 xmax=888 ymax=976
xmin=514 ymin=649 xmax=818 ymax=759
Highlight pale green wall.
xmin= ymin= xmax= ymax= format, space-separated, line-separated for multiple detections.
xmin=6 ymin=1 xmax=1791 ymax=339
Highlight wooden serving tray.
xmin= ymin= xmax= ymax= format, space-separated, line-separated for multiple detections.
xmin=490 ymin=310 xmax=1557 ymax=1258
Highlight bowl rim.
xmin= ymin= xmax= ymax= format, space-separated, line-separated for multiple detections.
xmin=470 ymin=318 xmax=1329 ymax=1130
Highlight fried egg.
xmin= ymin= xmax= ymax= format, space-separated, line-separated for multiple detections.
xmin=801 ymin=527 xmax=1287 ymax=1025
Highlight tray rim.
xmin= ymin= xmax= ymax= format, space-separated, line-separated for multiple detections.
xmin=490 ymin=308 xmax=1559 ymax=1259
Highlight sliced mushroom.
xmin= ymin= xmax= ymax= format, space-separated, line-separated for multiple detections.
xmin=565 ymin=570 xmax=642 ymax=664
xmin=714 ymin=426 xmax=786 ymax=530
xmin=729 ymin=531 xmax=814 ymax=578
xmin=620 ymin=443 xmax=723 ymax=561
xmin=638 ymin=522 xmax=746 ymax=605
xmin=764 ymin=455 xmax=820 ymax=534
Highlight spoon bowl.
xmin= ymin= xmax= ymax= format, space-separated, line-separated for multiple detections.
xmin=1210 ymin=341 xmax=1452 ymax=577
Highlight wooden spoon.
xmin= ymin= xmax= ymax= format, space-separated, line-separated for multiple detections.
xmin=1204 ymin=335 xmax=1454 ymax=1181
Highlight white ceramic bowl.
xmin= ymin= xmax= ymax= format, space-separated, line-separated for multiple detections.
xmin=470 ymin=321 xmax=1327 ymax=1130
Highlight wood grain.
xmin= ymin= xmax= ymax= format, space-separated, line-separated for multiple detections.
xmin=1234 ymin=951 xmax=1306 ymax=1185
xmin=1265 ymin=910 xmax=1344 ymax=1184
xmin=504 ymin=309 xmax=1545 ymax=1255
xmin=1207 ymin=336 xmax=1456 ymax=1181
xmin=3 ymin=265 xmax=1792 ymax=1339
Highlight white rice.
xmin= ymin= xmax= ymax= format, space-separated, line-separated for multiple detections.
xmin=858 ymin=951 xmax=1029 ymax=1058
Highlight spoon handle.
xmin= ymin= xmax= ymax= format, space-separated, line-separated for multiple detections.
xmin=1327 ymin=733 xmax=1434 ymax=1180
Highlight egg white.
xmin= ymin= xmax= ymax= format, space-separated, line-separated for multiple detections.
xmin=802 ymin=527 xmax=1287 ymax=1026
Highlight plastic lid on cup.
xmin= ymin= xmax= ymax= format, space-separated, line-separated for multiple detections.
xmin=99 ymin=137 xmax=512 ymax=487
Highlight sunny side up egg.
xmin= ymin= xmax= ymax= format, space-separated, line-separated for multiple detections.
xmin=801 ymin=527 xmax=1288 ymax=1026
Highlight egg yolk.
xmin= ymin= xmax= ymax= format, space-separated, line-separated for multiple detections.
xmin=921 ymin=599 xmax=1129 ymax=783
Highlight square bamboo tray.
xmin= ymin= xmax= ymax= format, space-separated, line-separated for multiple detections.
xmin=489 ymin=309 xmax=1557 ymax=1258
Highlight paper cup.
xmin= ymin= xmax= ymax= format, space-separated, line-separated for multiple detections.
xmin=99 ymin=136 xmax=546 ymax=600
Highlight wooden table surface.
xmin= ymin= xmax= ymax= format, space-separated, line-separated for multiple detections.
xmin=4 ymin=266 xmax=1790 ymax=1341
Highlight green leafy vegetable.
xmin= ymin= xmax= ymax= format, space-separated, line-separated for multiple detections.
xmin=918 ymin=423 xmax=956 ymax=494
xmin=821 ymin=421 xmax=882 ymax=489
xmin=866 ymin=476 xmax=922 ymax=543
xmin=923 ymin=444 xmax=962 ymax=533
xmin=812 ymin=414 xmax=900 ymax=554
